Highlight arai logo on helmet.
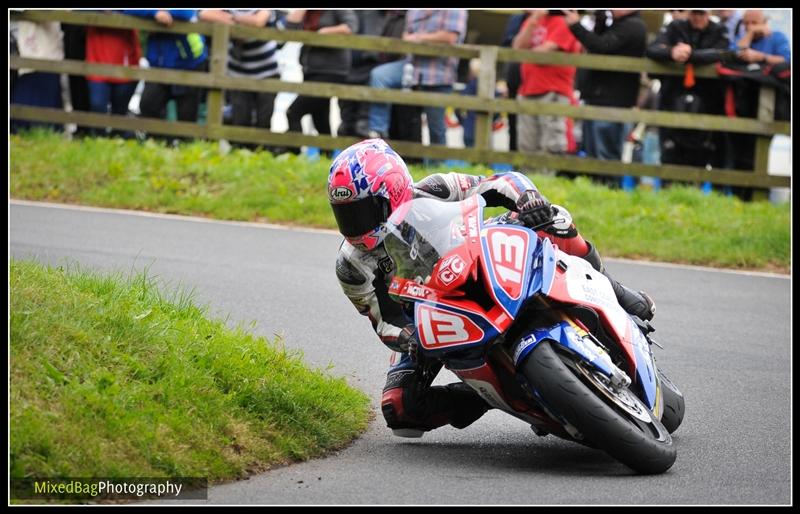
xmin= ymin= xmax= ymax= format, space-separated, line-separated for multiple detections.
xmin=330 ymin=187 xmax=353 ymax=201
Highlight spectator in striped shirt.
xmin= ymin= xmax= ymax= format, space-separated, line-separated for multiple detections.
xmin=199 ymin=9 xmax=280 ymax=151
xmin=368 ymin=10 xmax=468 ymax=149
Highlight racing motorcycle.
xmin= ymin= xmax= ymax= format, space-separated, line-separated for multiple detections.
xmin=383 ymin=196 xmax=685 ymax=475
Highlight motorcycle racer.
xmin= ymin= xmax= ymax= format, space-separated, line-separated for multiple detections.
xmin=329 ymin=138 xmax=656 ymax=437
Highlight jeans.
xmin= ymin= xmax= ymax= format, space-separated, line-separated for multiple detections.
xmin=88 ymin=80 xmax=137 ymax=116
xmin=582 ymin=119 xmax=628 ymax=161
xmin=88 ymin=80 xmax=138 ymax=138
xmin=228 ymin=90 xmax=276 ymax=129
xmin=10 ymin=72 xmax=63 ymax=133
xmin=368 ymin=60 xmax=405 ymax=136
xmin=418 ymin=84 xmax=452 ymax=146
xmin=582 ymin=119 xmax=632 ymax=187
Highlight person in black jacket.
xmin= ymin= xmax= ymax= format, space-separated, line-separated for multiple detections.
xmin=279 ymin=10 xmax=358 ymax=152
xmin=565 ymin=10 xmax=647 ymax=186
xmin=645 ymin=10 xmax=729 ymax=170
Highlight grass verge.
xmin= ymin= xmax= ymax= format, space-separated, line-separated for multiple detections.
xmin=10 ymin=130 xmax=790 ymax=272
xmin=10 ymin=259 xmax=371 ymax=496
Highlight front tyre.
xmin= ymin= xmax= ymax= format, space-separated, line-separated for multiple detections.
xmin=522 ymin=341 xmax=676 ymax=474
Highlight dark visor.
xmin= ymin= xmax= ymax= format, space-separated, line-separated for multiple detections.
xmin=331 ymin=196 xmax=390 ymax=237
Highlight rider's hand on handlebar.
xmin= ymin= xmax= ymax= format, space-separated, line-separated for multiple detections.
xmin=398 ymin=325 xmax=421 ymax=363
xmin=516 ymin=190 xmax=555 ymax=228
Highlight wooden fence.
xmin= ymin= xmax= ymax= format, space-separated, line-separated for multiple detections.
xmin=10 ymin=10 xmax=791 ymax=192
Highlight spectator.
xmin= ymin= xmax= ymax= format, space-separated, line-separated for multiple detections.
xmin=10 ymin=19 xmax=64 ymax=134
xmin=565 ymin=9 xmax=647 ymax=187
xmin=279 ymin=10 xmax=358 ymax=152
xmin=85 ymin=17 xmax=142 ymax=138
xmin=62 ymin=23 xmax=92 ymax=138
xmin=122 ymin=10 xmax=208 ymax=142
xmin=456 ymin=58 xmax=503 ymax=148
xmin=368 ymin=9 xmax=468 ymax=151
xmin=381 ymin=12 xmax=426 ymax=148
xmin=500 ymin=12 xmax=527 ymax=152
xmin=199 ymin=9 xmax=280 ymax=152
xmin=669 ymin=10 xmax=689 ymax=22
xmin=722 ymin=9 xmax=791 ymax=200
xmin=646 ymin=9 xmax=729 ymax=170
xmin=512 ymin=10 xmax=582 ymax=172
xmin=734 ymin=9 xmax=790 ymax=64
xmin=716 ymin=9 xmax=744 ymax=45
xmin=337 ymin=10 xmax=394 ymax=139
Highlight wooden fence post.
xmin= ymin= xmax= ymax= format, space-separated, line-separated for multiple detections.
xmin=206 ymin=23 xmax=229 ymax=139
xmin=752 ymin=85 xmax=775 ymax=201
xmin=474 ymin=46 xmax=498 ymax=152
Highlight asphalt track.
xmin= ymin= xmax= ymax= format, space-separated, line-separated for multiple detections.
xmin=9 ymin=201 xmax=792 ymax=505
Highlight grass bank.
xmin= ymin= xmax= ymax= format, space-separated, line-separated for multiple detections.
xmin=10 ymin=131 xmax=790 ymax=272
xmin=10 ymin=259 xmax=371 ymax=491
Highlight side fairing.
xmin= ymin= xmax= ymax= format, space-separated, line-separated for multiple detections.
xmin=535 ymin=240 xmax=659 ymax=409
xmin=414 ymin=301 xmax=501 ymax=358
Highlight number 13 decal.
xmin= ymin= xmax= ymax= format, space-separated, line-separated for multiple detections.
xmin=417 ymin=304 xmax=485 ymax=349
xmin=487 ymin=228 xmax=530 ymax=300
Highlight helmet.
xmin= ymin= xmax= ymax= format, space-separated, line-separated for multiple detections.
xmin=328 ymin=139 xmax=413 ymax=251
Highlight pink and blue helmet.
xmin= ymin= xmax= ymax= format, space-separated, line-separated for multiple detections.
xmin=328 ymin=139 xmax=414 ymax=251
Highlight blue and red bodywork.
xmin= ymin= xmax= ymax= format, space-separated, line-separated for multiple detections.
xmin=389 ymin=196 xmax=660 ymax=415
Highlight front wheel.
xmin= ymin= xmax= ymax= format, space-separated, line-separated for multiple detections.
xmin=522 ymin=341 xmax=676 ymax=474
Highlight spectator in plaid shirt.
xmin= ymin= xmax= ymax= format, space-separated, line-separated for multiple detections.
xmin=368 ymin=10 xmax=468 ymax=148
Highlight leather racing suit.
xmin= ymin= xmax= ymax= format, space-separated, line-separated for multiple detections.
xmin=334 ymin=171 xmax=650 ymax=435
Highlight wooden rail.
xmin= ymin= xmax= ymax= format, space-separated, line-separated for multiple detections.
xmin=10 ymin=10 xmax=791 ymax=192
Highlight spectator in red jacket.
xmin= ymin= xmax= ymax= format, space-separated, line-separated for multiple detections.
xmin=85 ymin=18 xmax=142 ymax=137
xmin=513 ymin=10 xmax=582 ymax=173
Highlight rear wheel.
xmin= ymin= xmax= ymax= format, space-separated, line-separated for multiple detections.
xmin=522 ymin=341 xmax=676 ymax=474
xmin=658 ymin=368 xmax=685 ymax=434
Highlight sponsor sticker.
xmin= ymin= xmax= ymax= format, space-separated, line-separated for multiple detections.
xmin=437 ymin=255 xmax=466 ymax=285
xmin=330 ymin=186 xmax=353 ymax=201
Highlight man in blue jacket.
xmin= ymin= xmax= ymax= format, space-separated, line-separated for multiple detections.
xmin=124 ymin=10 xmax=208 ymax=136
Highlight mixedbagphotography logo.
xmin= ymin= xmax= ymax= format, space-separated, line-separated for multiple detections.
xmin=11 ymin=477 xmax=208 ymax=501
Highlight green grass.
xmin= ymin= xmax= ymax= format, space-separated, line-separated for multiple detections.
xmin=10 ymin=259 xmax=371 ymax=490
xmin=10 ymin=130 xmax=790 ymax=272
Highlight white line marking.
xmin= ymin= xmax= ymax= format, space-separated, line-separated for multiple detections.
xmin=10 ymin=199 xmax=791 ymax=279
xmin=606 ymin=257 xmax=790 ymax=280
xmin=9 ymin=198 xmax=339 ymax=235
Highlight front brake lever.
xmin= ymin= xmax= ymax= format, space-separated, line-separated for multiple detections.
xmin=529 ymin=217 xmax=567 ymax=232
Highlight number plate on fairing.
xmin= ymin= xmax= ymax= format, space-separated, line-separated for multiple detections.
xmin=480 ymin=226 xmax=535 ymax=318
xmin=416 ymin=304 xmax=485 ymax=350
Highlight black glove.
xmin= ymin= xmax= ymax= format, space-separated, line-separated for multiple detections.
xmin=398 ymin=325 xmax=421 ymax=364
xmin=515 ymin=190 xmax=555 ymax=228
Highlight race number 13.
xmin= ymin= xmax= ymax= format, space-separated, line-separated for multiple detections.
xmin=488 ymin=229 xmax=529 ymax=299
xmin=417 ymin=305 xmax=484 ymax=348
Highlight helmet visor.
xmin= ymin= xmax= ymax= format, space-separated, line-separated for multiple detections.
xmin=331 ymin=196 xmax=390 ymax=238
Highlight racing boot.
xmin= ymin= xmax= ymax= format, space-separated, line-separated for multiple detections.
xmin=582 ymin=241 xmax=656 ymax=322
xmin=382 ymin=379 xmax=491 ymax=438
xmin=445 ymin=382 xmax=492 ymax=429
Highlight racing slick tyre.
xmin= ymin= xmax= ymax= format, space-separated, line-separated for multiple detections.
xmin=522 ymin=341 xmax=676 ymax=475
xmin=657 ymin=368 xmax=685 ymax=434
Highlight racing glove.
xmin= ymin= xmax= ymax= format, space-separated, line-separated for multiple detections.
xmin=515 ymin=190 xmax=555 ymax=228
